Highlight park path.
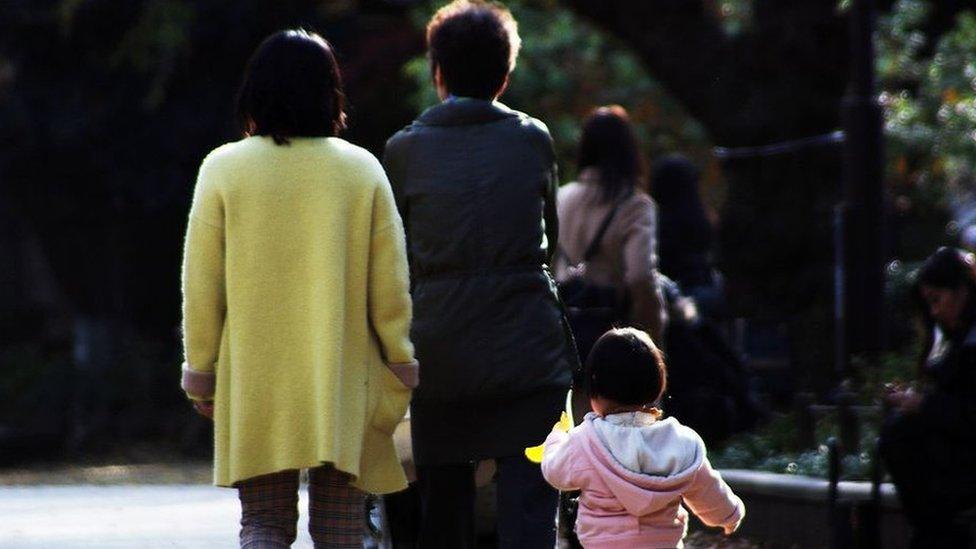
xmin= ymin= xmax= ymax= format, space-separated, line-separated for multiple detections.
xmin=0 ymin=484 xmax=315 ymax=548
xmin=0 ymin=464 xmax=753 ymax=548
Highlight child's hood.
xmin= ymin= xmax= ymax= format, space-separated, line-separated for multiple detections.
xmin=581 ymin=412 xmax=705 ymax=517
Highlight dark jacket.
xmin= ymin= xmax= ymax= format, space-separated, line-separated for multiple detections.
xmin=383 ymin=99 xmax=576 ymax=464
xmin=650 ymin=156 xmax=715 ymax=290
xmin=881 ymin=323 xmax=976 ymax=529
xmin=918 ymin=325 xmax=976 ymax=439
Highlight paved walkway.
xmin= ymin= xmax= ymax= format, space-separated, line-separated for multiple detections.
xmin=0 ymin=464 xmax=754 ymax=548
xmin=0 ymin=484 xmax=316 ymax=548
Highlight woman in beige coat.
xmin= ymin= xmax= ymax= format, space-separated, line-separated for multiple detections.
xmin=555 ymin=106 xmax=667 ymax=348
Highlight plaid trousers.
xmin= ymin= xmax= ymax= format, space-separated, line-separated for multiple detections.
xmin=236 ymin=465 xmax=365 ymax=548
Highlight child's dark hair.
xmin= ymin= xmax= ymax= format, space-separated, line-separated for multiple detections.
xmin=586 ymin=328 xmax=667 ymax=406
xmin=426 ymin=0 xmax=521 ymax=99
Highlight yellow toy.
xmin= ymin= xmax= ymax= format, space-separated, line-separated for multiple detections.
xmin=524 ymin=391 xmax=575 ymax=463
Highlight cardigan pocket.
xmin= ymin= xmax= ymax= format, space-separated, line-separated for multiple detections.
xmin=370 ymin=361 xmax=413 ymax=436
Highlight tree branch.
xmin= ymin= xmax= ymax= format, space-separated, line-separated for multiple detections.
xmin=561 ymin=0 xmax=739 ymax=140
xmin=562 ymin=0 xmax=851 ymax=145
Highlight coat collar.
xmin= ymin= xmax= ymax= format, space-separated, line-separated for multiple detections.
xmin=416 ymin=98 xmax=519 ymax=127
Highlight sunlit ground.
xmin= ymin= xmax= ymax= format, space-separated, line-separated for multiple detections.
xmin=0 ymin=463 xmax=759 ymax=548
xmin=0 ymin=463 xmax=314 ymax=548
xmin=0 ymin=484 xmax=259 ymax=547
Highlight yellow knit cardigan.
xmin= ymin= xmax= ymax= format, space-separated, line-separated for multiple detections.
xmin=180 ymin=136 xmax=416 ymax=493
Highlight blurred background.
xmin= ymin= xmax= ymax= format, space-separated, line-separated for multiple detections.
xmin=1 ymin=0 xmax=975 ymax=499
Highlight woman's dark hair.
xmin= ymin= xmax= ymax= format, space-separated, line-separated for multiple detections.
xmin=650 ymin=154 xmax=705 ymax=219
xmin=427 ymin=0 xmax=521 ymax=100
xmin=650 ymin=154 xmax=713 ymax=280
xmin=913 ymin=247 xmax=976 ymax=371
xmin=585 ymin=328 xmax=667 ymax=407
xmin=236 ymin=29 xmax=347 ymax=145
xmin=577 ymin=105 xmax=646 ymax=203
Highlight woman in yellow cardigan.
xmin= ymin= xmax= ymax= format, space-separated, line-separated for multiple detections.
xmin=180 ymin=29 xmax=416 ymax=548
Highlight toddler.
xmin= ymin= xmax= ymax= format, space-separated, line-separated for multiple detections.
xmin=542 ymin=327 xmax=744 ymax=548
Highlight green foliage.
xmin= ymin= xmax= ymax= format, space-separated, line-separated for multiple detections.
xmin=709 ymin=317 xmax=918 ymax=479
xmin=856 ymin=352 xmax=918 ymax=398
xmin=710 ymin=344 xmax=920 ymax=480
xmin=709 ymin=412 xmax=880 ymax=480
xmin=878 ymin=0 xmax=976 ymax=257
xmin=404 ymin=0 xmax=712 ymax=184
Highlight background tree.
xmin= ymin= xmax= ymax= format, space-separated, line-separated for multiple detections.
xmin=878 ymin=0 xmax=976 ymax=258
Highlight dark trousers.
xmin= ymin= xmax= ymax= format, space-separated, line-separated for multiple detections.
xmin=880 ymin=414 xmax=976 ymax=549
xmin=415 ymin=455 xmax=558 ymax=549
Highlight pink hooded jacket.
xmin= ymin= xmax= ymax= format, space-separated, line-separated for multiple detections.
xmin=541 ymin=412 xmax=744 ymax=548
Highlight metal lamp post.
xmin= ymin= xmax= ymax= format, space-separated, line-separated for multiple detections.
xmin=840 ymin=0 xmax=887 ymax=386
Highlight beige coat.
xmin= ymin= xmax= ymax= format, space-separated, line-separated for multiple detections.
xmin=554 ymin=169 xmax=667 ymax=343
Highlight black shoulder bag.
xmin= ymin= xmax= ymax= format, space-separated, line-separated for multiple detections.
xmin=557 ymin=195 xmax=631 ymax=362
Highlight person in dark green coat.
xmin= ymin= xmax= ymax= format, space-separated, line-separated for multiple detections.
xmin=382 ymin=1 xmax=576 ymax=547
